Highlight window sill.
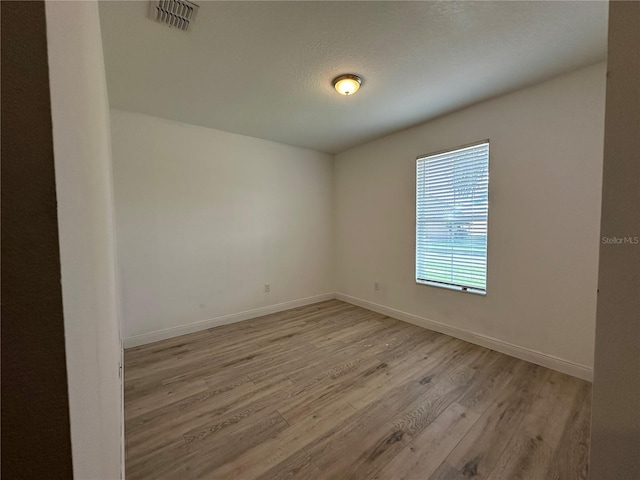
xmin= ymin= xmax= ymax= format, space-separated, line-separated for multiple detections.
xmin=416 ymin=279 xmax=486 ymax=296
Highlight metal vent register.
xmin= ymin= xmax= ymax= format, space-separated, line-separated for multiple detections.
xmin=149 ymin=0 xmax=198 ymax=31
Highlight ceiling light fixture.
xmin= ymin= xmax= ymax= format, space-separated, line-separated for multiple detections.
xmin=333 ymin=74 xmax=362 ymax=96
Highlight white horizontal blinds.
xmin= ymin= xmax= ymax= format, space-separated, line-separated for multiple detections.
xmin=416 ymin=142 xmax=489 ymax=293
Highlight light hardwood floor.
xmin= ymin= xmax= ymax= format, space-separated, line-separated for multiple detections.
xmin=124 ymin=300 xmax=591 ymax=480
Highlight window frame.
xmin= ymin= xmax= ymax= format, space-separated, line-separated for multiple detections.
xmin=415 ymin=139 xmax=490 ymax=296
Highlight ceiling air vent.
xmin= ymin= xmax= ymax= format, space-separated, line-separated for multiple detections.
xmin=149 ymin=0 xmax=198 ymax=32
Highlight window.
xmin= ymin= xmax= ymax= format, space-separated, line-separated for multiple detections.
xmin=416 ymin=141 xmax=489 ymax=294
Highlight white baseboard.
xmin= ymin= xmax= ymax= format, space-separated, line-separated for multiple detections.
xmin=335 ymin=292 xmax=593 ymax=381
xmin=123 ymin=293 xmax=336 ymax=348
xmin=123 ymin=291 xmax=593 ymax=381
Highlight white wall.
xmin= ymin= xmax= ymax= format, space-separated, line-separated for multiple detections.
xmin=46 ymin=1 xmax=123 ymax=478
xmin=111 ymin=110 xmax=334 ymax=344
xmin=334 ymin=63 xmax=606 ymax=378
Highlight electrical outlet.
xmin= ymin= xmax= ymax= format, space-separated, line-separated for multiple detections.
xmin=264 ymin=284 xmax=270 ymax=293
xmin=374 ymin=282 xmax=380 ymax=291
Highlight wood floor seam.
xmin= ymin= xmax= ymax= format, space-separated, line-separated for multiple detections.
xmin=275 ymin=410 xmax=291 ymax=427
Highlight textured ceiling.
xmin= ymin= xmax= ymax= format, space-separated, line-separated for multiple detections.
xmin=99 ymin=1 xmax=608 ymax=154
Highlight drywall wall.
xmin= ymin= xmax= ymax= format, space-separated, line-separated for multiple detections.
xmin=334 ymin=63 xmax=606 ymax=378
xmin=46 ymin=1 xmax=123 ymax=478
xmin=590 ymin=2 xmax=640 ymax=477
xmin=111 ymin=110 xmax=334 ymax=344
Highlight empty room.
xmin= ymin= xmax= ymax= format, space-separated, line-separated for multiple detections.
xmin=3 ymin=1 xmax=639 ymax=480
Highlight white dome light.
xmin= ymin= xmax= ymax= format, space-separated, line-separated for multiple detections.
xmin=333 ymin=74 xmax=362 ymax=96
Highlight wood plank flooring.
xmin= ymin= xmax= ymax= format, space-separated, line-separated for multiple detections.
xmin=124 ymin=300 xmax=591 ymax=480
